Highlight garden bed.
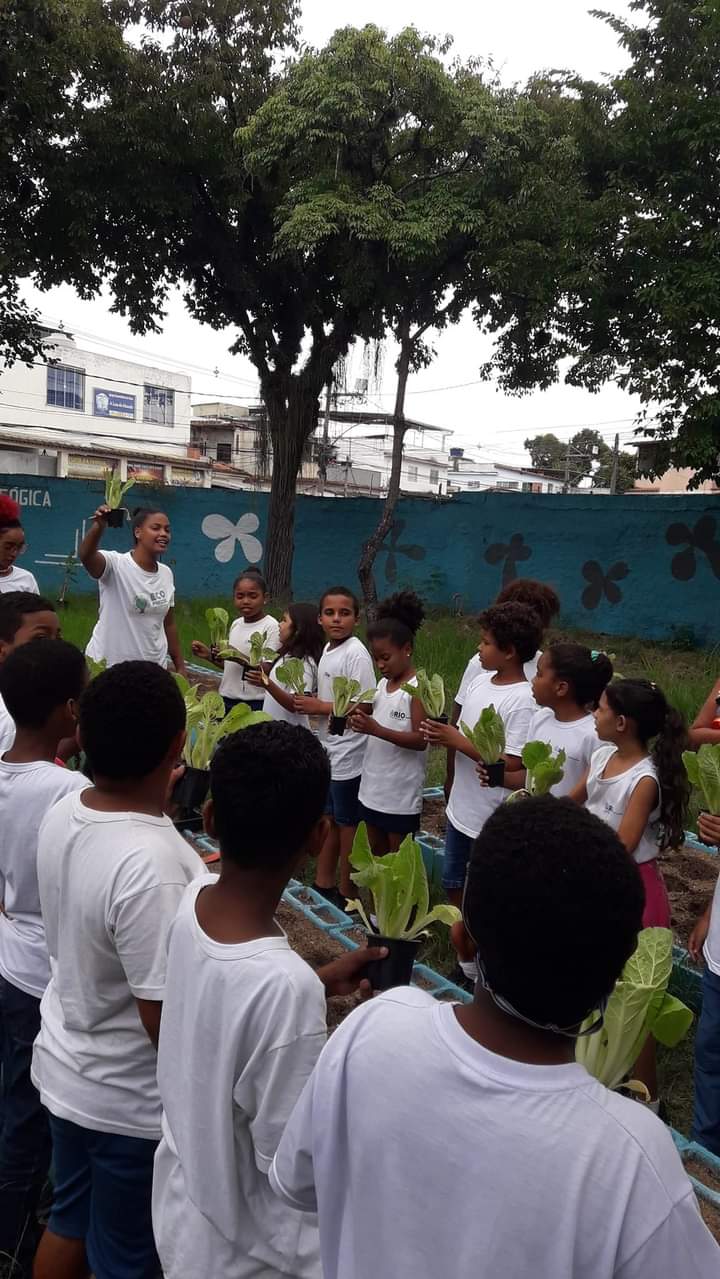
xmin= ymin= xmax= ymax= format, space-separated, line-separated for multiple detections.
xmin=276 ymin=901 xmax=367 ymax=1031
xmin=661 ymin=844 xmax=718 ymax=948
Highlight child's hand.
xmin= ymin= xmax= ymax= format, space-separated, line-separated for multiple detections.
xmin=420 ymin=720 xmax=461 ymax=748
xmin=317 ymin=946 xmax=389 ymax=999
xmin=475 ymin=762 xmax=490 ymax=787
xmin=92 ymin=504 xmax=112 ymax=524
xmin=348 ymin=708 xmax=376 ymax=735
xmin=164 ymin=763 xmax=185 ymax=818
xmin=294 ymin=695 xmax=319 ymax=715
xmin=192 ymin=641 xmax=211 ymax=659
xmin=244 ymin=668 xmax=266 ymax=687
xmin=689 ymin=913 xmax=711 ymax=965
xmin=698 ymin=812 xmax=720 ymax=847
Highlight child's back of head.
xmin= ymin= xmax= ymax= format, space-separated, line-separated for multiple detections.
xmin=209 ymin=720 xmax=330 ymax=870
xmin=0 ymin=637 xmax=87 ymax=732
xmin=79 ymin=660 xmax=186 ymax=781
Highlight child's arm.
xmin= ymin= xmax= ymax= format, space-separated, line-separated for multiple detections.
xmin=348 ymin=696 xmax=426 ymax=751
xmin=190 ymin=640 xmax=223 ymax=669
xmin=689 ymin=811 xmax=720 ymax=962
xmin=616 ymin=776 xmax=660 ymax=855
xmin=79 ymin=507 xmax=109 ymax=579
xmin=421 ymin=719 xmax=482 ymax=761
xmin=255 ymin=672 xmax=294 ymax=711
xmin=689 ymin=677 xmax=720 ymax=748
xmin=293 ymin=695 xmax=333 ymax=716
xmin=164 ymin=608 xmax=187 ymax=677
xmin=444 ymin=697 xmax=463 ymax=799
xmin=135 ymin=997 xmax=162 ymax=1049
xmin=567 ymin=769 xmax=589 ymax=805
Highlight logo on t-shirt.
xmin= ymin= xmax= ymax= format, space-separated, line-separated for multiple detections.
xmin=390 ymin=709 xmax=408 ymax=721
xmin=134 ymin=595 xmax=148 ymax=614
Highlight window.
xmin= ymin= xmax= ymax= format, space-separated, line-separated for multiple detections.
xmin=143 ymin=385 xmax=174 ymax=427
xmin=497 ymin=481 xmax=520 ymax=490
xmin=468 ymin=480 xmax=481 ymax=489
xmin=430 ymin=467 xmax=439 ymax=486
xmin=408 ymin=464 xmax=419 ymax=482
xmin=522 ymin=482 xmax=533 ymax=492
xmin=215 ymin=441 xmax=232 ymax=463
xmin=47 ymin=365 xmax=85 ymax=411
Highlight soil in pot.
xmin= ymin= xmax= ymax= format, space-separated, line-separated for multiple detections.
xmin=363 ymin=932 xmax=420 ymax=991
xmin=484 ymin=759 xmax=505 ymax=788
xmin=172 ymin=766 xmax=210 ymax=813
xmin=106 ymin=508 xmax=126 ymax=528
xmin=328 ymin=715 xmax=347 ymax=737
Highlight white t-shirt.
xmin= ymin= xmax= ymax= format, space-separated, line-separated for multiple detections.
xmin=585 ymin=744 xmax=661 ymax=864
xmin=0 ymin=760 xmax=87 ymax=998
xmin=0 ymin=693 xmax=14 ymax=752
xmin=448 ymin=672 xmax=535 ymax=838
xmin=153 ymin=878 xmax=324 ymax=1279
xmin=704 ymin=870 xmax=720 ymax=975
xmin=85 ymin=550 xmax=175 ymax=667
xmin=456 ymin=650 xmax=541 ymax=706
xmin=32 ymin=791 xmax=204 ymax=1140
xmin=270 ymin=988 xmax=719 ymax=1279
xmin=317 ymin=638 xmax=376 ymax=781
xmin=525 ymin=707 xmax=598 ymax=797
xmin=0 ymin=566 xmax=39 ymax=595
xmin=358 ymin=678 xmax=427 ymax=816
xmin=219 ymin=615 xmax=281 ymax=701
xmin=263 ymin=655 xmax=318 ymax=728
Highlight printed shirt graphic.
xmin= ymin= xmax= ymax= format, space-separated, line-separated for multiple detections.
xmin=358 ymin=678 xmax=427 ymax=816
xmin=85 ymin=550 xmax=175 ymax=667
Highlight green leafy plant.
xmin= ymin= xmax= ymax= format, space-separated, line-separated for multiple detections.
xmin=346 ymin=823 xmax=461 ymax=941
xmin=181 ymin=689 xmax=270 ymax=770
xmin=274 ymin=657 xmax=307 ymax=696
xmin=683 ymin=744 xmax=720 ymax=815
xmin=247 ymin=630 xmax=277 ymax=667
xmin=103 ymin=467 xmax=135 ymax=510
xmin=86 ymin=657 xmax=107 ymax=680
xmin=576 ymin=928 xmax=693 ymax=1090
xmin=332 ymin=676 xmax=375 ymax=718
xmin=461 ymin=705 xmax=505 ymax=763
xmin=516 ymin=740 xmax=566 ymax=798
xmin=205 ymin=607 xmax=229 ymax=650
xmin=401 ymin=669 xmax=446 ymax=720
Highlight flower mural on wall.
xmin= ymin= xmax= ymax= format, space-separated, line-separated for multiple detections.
xmin=581 ymin=560 xmax=629 ymax=610
xmin=484 ymin=533 xmax=532 ymax=587
xmin=666 ymin=514 xmax=720 ymax=581
xmin=201 ymin=512 xmax=263 ymax=564
xmin=379 ymin=519 xmax=426 ymax=582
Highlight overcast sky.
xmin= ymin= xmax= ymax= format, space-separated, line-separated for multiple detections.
xmin=21 ymin=0 xmax=639 ymax=466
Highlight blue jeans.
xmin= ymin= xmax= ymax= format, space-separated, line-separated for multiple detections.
xmin=442 ymin=820 xmax=475 ymax=890
xmin=693 ymin=966 xmax=720 ymax=1156
xmin=0 ymin=976 xmax=51 ymax=1276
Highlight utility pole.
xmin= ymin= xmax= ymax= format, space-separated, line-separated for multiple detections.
xmin=563 ymin=450 xmax=571 ymax=494
xmin=609 ymin=433 xmax=620 ymax=495
xmin=318 ymin=380 xmax=332 ymax=494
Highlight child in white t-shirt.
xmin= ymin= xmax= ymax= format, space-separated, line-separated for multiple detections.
xmin=0 ymin=638 xmax=88 ymax=1275
xmin=293 ymin=586 xmax=376 ymax=908
xmin=32 ymin=662 xmax=204 ymax=1279
xmin=250 ymin=601 xmax=324 ymax=729
xmin=152 ymin=721 xmax=385 ymax=1279
xmin=0 ymin=592 xmax=60 ymax=752
xmin=192 ymin=568 xmax=280 ymax=713
xmin=505 ymin=643 xmax=614 ymax=798
xmin=349 ymin=591 xmax=427 ymax=852
xmin=270 ymin=796 xmax=719 ymax=1279
xmin=690 ymin=811 xmax=720 ymax=1157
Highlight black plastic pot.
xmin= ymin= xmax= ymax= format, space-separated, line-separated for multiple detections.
xmin=484 ymin=759 xmax=506 ymax=788
xmin=364 ymin=932 xmax=420 ymax=991
xmin=428 ymin=713 xmax=448 ymax=725
xmin=173 ymin=812 xmax=204 ymax=833
xmin=106 ymin=507 xmax=126 ymax=528
xmin=328 ymin=714 xmax=347 ymax=736
xmin=171 ymin=766 xmax=210 ymax=813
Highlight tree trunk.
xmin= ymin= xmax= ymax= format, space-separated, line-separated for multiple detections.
xmin=358 ymin=331 xmax=412 ymax=618
xmin=264 ymin=382 xmax=320 ymax=601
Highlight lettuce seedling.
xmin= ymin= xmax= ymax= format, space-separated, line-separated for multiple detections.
xmin=576 ymin=927 xmax=692 ymax=1090
xmin=205 ymin=607 xmax=230 ymax=651
xmin=86 ymin=657 xmax=107 ymax=680
xmin=247 ymin=631 xmax=277 ymax=667
xmin=346 ymin=823 xmax=460 ymax=941
xmin=274 ymin=657 xmax=307 ymax=697
xmin=522 ymin=740 xmax=566 ymax=796
xmin=461 ymin=705 xmax=506 ymax=763
xmin=401 ymin=669 xmax=446 ymax=720
xmin=181 ymin=690 xmax=270 ymax=770
xmin=103 ymin=467 xmax=135 ymax=510
xmin=683 ymin=744 xmax=720 ymax=815
xmin=332 ymin=676 xmax=375 ymax=718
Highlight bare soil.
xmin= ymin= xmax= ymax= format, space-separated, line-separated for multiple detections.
xmin=685 ymin=1156 xmax=720 ymax=1196
xmin=660 ymin=844 xmax=718 ymax=948
xmin=422 ymin=795 xmax=447 ymax=840
xmin=699 ymin=1196 xmax=720 ymax=1241
xmin=275 ymin=901 xmax=363 ymax=1032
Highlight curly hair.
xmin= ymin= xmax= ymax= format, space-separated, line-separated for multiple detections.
xmin=605 ymin=679 xmax=690 ymax=850
xmin=545 ymin=643 xmax=613 ymax=710
xmin=233 ymin=567 xmax=268 ymax=594
xmin=495 ymin=578 xmax=560 ymax=629
xmin=465 ymin=797 xmax=644 ymax=1028
xmin=477 ymin=602 xmax=543 ymax=664
xmin=0 ymin=638 xmax=87 ymax=728
xmin=79 ymin=661 xmax=185 ymax=779
xmin=367 ymin=589 xmax=425 ymax=649
xmin=0 ymin=495 xmax=22 ymax=534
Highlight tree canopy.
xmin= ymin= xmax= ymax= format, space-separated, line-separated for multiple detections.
xmin=524 ymin=427 xmax=637 ymax=491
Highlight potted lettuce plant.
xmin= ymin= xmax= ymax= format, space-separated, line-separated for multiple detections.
xmin=506 ymin=741 xmax=566 ymax=801
xmin=217 ymin=629 xmax=277 ymax=679
xmin=402 ymin=669 xmax=447 ymax=723
xmin=274 ymin=657 xmax=307 ymax=697
xmin=329 ymin=676 xmax=375 ymax=736
xmin=103 ymin=467 xmax=135 ymax=527
xmin=172 ymin=688 xmax=270 ymax=812
xmin=205 ymin=607 xmax=230 ymax=660
xmin=682 ymin=743 xmax=720 ymax=818
xmin=576 ymin=928 xmax=692 ymax=1093
xmin=461 ymin=705 xmax=506 ymax=787
xmin=346 ymin=823 xmax=461 ymax=990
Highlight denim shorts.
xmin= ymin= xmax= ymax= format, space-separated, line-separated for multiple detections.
xmin=47 ymin=1114 xmax=159 ymax=1279
xmin=442 ymin=819 xmax=475 ymax=890
xmin=324 ymin=775 xmax=361 ymax=827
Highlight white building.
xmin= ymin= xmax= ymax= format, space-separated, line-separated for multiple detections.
xmin=0 ymin=325 xmax=209 ymax=485
xmin=447 ymin=451 xmax=565 ymax=494
xmin=319 ymin=412 xmax=451 ymax=496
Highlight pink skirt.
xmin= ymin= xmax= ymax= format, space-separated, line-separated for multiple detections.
xmin=639 ymin=860 xmax=671 ymax=928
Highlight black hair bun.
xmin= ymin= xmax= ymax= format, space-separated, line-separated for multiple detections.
xmin=376 ymin=590 xmax=425 ymax=636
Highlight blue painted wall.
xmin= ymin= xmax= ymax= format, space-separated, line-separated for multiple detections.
xmin=2 ymin=473 xmax=719 ymax=642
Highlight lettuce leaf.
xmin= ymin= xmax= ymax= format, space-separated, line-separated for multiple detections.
xmin=401 ymin=670 xmax=446 ymax=719
xmin=349 ymin=823 xmax=461 ymax=941
xmin=684 ymin=744 xmax=720 ymax=815
xmin=461 ymin=705 xmax=506 ymax=763
xmin=332 ymin=676 xmax=374 ymax=717
xmin=521 ymin=740 xmax=566 ymax=796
